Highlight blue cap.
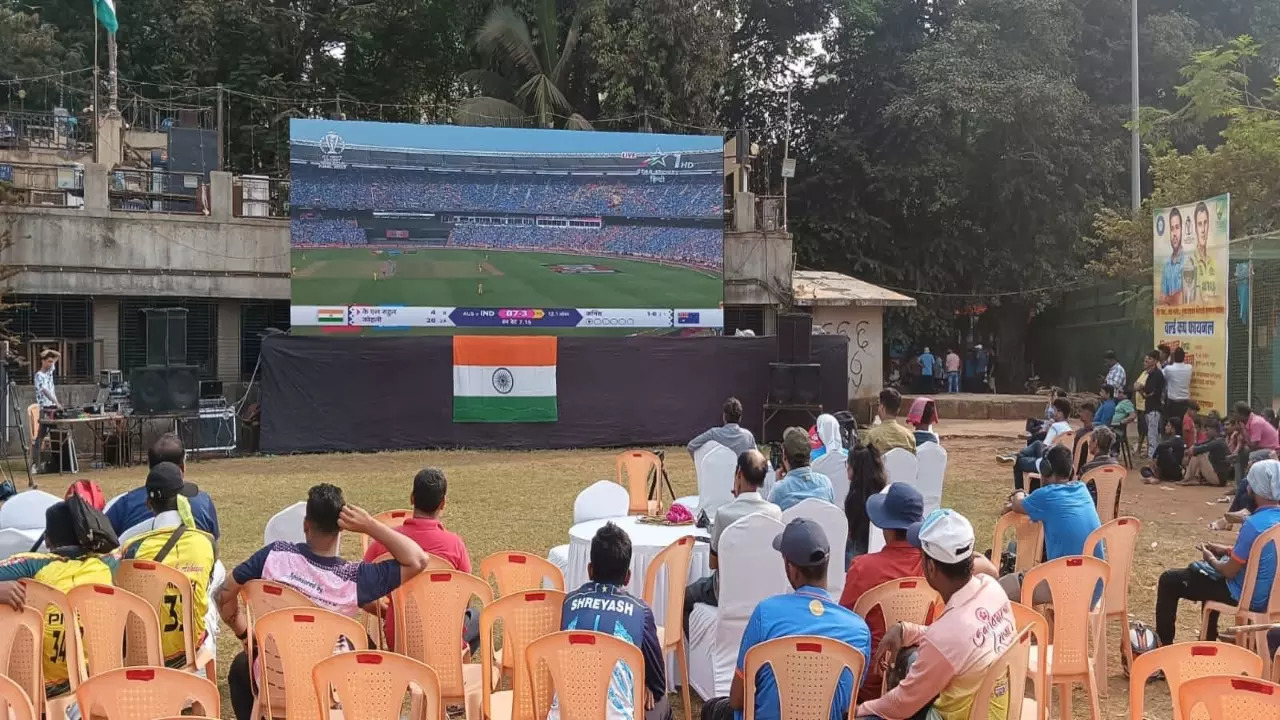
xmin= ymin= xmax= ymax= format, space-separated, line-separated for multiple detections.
xmin=771 ymin=518 xmax=830 ymax=567
xmin=866 ymin=483 xmax=925 ymax=531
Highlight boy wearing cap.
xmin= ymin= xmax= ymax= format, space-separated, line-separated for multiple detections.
xmin=857 ymin=510 xmax=1015 ymax=720
xmin=770 ymin=427 xmax=835 ymax=512
xmin=701 ymin=518 xmax=871 ymax=720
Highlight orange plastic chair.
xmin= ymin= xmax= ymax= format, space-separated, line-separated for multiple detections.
xmin=642 ymin=535 xmax=696 ymax=720
xmin=991 ymin=512 xmax=1045 ymax=574
xmin=75 ymin=666 xmax=219 ymax=719
xmin=393 ymin=569 xmax=492 ymax=719
xmin=741 ymin=635 xmax=865 ymax=720
xmin=1082 ymin=516 xmax=1141 ymax=694
xmin=0 ymin=674 xmax=36 ymax=720
xmin=313 ymin=650 xmax=441 ymax=720
xmin=359 ymin=508 xmax=414 ymax=555
xmin=239 ymin=578 xmax=315 ymax=713
xmin=114 ymin=558 xmax=216 ymax=678
xmin=1009 ymin=602 xmax=1049 ymax=720
xmin=616 ymin=450 xmax=662 ymax=514
xmin=852 ymin=577 xmax=942 ymax=692
xmin=1200 ymin=524 xmax=1280 ymax=664
xmin=66 ymin=584 xmax=162 ymax=678
xmin=19 ymin=578 xmax=76 ymax=718
xmin=480 ymin=590 xmax=564 ymax=720
xmin=526 ymin=630 xmax=645 ymax=720
xmin=968 ymin=626 xmax=1034 ymax=720
xmin=1024 ymin=431 xmax=1078 ymax=489
xmin=1178 ymin=675 xmax=1280 ymax=719
xmin=251 ymin=607 xmax=369 ymax=720
xmin=1020 ymin=556 xmax=1110 ymax=720
xmin=1127 ymin=642 xmax=1263 ymax=720
xmin=480 ymin=551 xmax=566 ymax=597
xmin=364 ymin=552 xmax=453 ymax=650
xmin=0 ymin=605 xmax=43 ymax=714
xmin=1082 ymin=465 xmax=1125 ymax=523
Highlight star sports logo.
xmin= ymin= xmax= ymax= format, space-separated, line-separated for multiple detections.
xmin=640 ymin=152 xmax=667 ymax=168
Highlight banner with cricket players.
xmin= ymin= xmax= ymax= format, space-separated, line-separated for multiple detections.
xmin=1152 ymin=193 xmax=1229 ymax=413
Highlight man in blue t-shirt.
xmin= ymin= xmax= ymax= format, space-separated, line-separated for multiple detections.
xmin=107 ymin=434 xmax=220 ymax=540
xmin=553 ymin=522 xmax=667 ymax=720
xmin=701 ymin=518 xmax=871 ymax=720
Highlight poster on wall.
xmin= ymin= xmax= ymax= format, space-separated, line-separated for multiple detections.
xmin=287 ymin=119 xmax=724 ymax=334
xmin=1152 ymin=193 xmax=1229 ymax=413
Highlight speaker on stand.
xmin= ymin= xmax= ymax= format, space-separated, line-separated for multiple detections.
xmin=763 ymin=312 xmax=823 ymax=442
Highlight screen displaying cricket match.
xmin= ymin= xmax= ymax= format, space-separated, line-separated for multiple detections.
xmin=287 ymin=119 xmax=724 ymax=334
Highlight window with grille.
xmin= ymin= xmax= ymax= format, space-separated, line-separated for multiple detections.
xmin=723 ymin=304 xmax=766 ymax=336
xmin=240 ymin=300 xmax=291 ymax=379
xmin=118 ymin=297 xmax=218 ymax=379
xmin=0 ymin=295 xmax=96 ymax=381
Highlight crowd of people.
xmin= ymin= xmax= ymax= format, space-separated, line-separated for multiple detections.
xmin=291 ymin=168 xmax=723 ymax=219
xmin=290 ymin=216 xmax=367 ymax=245
xmin=447 ymin=224 xmax=722 ymax=268
xmin=896 ymin=346 xmax=990 ymax=394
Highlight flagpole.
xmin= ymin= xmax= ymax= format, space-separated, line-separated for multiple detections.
xmin=92 ymin=0 xmax=99 ymax=163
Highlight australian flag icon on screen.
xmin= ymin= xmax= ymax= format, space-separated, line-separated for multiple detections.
xmin=677 ymin=312 xmax=699 ymax=324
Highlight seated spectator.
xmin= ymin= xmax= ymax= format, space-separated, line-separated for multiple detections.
xmin=217 ymin=484 xmax=431 ymax=720
xmin=811 ymin=414 xmax=849 ymax=463
xmin=109 ymin=433 xmax=220 ymax=542
xmin=842 ymin=445 xmax=888 ymax=564
xmin=120 ymin=462 xmax=218 ymax=671
xmin=683 ymin=449 xmax=780 ymax=630
xmin=1024 ymin=389 xmax=1067 ymax=445
xmin=555 ymin=522 xmax=668 ymax=720
xmin=1073 ymin=401 xmax=1097 ymax=474
xmin=771 ymin=427 xmax=835 ymax=511
xmin=855 ymin=509 xmax=1016 ymax=720
xmin=0 ymin=499 xmax=119 ymax=703
xmin=1182 ymin=418 xmax=1231 ymax=488
xmin=907 ymin=398 xmax=940 ymax=446
xmin=688 ymin=397 xmax=757 ymax=458
xmin=864 ymin=389 xmax=917 ymax=456
xmin=1006 ymin=397 xmax=1073 ymax=491
xmin=1110 ymin=385 xmax=1138 ymax=442
xmin=999 ymin=445 xmax=1102 ymax=604
xmin=1143 ymin=417 xmax=1186 ymax=484
xmin=1230 ymin=402 xmax=1280 ymax=510
xmin=701 ymin=519 xmax=871 ymax=720
xmin=1079 ymin=427 xmax=1121 ymax=511
xmin=1094 ymin=386 xmax=1117 ymax=427
xmin=1155 ymin=459 xmax=1280 ymax=646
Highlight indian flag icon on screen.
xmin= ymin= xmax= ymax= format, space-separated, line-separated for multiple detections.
xmin=453 ymin=336 xmax=557 ymax=423
xmin=316 ymin=308 xmax=345 ymax=324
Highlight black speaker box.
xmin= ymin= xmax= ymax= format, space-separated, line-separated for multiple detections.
xmin=768 ymin=362 xmax=821 ymax=405
xmin=777 ymin=313 xmax=813 ymax=363
xmin=130 ymin=365 xmax=199 ymax=414
xmin=144 ymin=308 xmax=188 ymax=366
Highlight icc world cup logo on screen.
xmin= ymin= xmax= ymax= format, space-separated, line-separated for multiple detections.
xmin=318 ymin=131 xmax=347 ymax=169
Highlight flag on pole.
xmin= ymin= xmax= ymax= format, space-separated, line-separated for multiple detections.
xmin=94 ymin=0 xmax=118 ymax=33
xmin=453 ymin=336 xmax=557 ymax=423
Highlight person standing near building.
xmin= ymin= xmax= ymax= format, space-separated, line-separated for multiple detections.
xmin=1138 ymin=351 xmax=1166 ymax=462
xmin=944 ymin=349 xmax=961 ymax=394
xmin=918 ymin=348 xmax=935 ymax=394
xmin=1164 ymin=347 xmax=1194 ymax=427
xmin=30 ymin=349 xmax=60 ymax=482
xmin=1104 ymin=351 xmax=1126 ymax=394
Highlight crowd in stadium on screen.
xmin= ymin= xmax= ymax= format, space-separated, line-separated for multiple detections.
xmin=447 ymin=224 xmax=721 ymax=268
xmin=291 ymin=217 xmax=367 ymax=245
xmin=290 ymin=169 xmax=723 ymax=219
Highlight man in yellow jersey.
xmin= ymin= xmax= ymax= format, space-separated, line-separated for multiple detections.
xmin=0 ymin=500 xmax=117 ymax=703
xmin=120 ymin=462 xmax=217 ymax=671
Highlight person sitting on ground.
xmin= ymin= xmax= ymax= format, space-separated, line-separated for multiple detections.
xmin=362 ymin=467 xmax=472 ymax=649
xmin=864 ymin=389 xmax=918 ymax=456
xmin=1181 ymin=401 xmax=1202 ymax=447
xmin=0 ymin=499 xmax=119 ymax=704
xmin=811 ymin=413 xmax=848 ymax=463
xmin=109 ymin=433 xmax=220 ymax=542
xmin=556 ymin=522 xmax=669 ymax=720
xmin=1000 ymin=445 xmax=1102 ymax=604
xmin=217 ymin=483 xmax=431 ymax=720
xmin=770 ymin=427 xmax=835 ymax=511
xmin=1006 ymin=397 xmax=1073 ymax=491
xmin=855 ymin=509 xmax=1016 ymax=720
xmin=121 ymin=461 xmax=218 ymax=671
xmin=683 ymin=449 xmax=781 ymax=631
xmin=907 ymin=398 xmax=940 ymax=446
xmin=1183 ymin=417 xmax=1232 ymax=489
xmin=701 ymin=519 xmax=871 ymax=720
xmin=841 ymin=444 xmax=888 ymax=564
xmin=1230 ymin=402 xmax=1280 ymax=509
xmin=1143 ymin=417 xmax=1186 ymax=484
xmin=1154 ymin=459 xmax=1280 ymax=646
xmin=688 ymin=397 xmax=757 ymax=458
xmin=1094 ymin=385 xmax=1117 ymax=427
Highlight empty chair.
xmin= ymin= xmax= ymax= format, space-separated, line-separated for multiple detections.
xmin=76 ymin=667 xmax=219 ymax=720
xmin=114 ymin=558 xmax=216 ymax=678
xmin=782 ymin=498 xmax=849 ymax=596
xmin=616 ymin=450 xmax=662 ymax=514
xmin=549 ymin=481 xmax=630 ymax=573
xmin=741 ymin=635 xmax=866 ymax=720
xmin=1082 ymin=517 xmax=1141 ymax=692
xmin=990 ymin=512 xmax=1044 ymax=574
xmin=882 ymin=448 xmax=918 ymax=487
xmin=914 ymin=442 xmax=947 ymax=515
xmin=0 ymin=490 xmax=59 ymax=531
xmin=642 ymin=536 xmax=696 ymax=720
xmin=1009 ymin=602 xmax=1049 ymax=720
xmin=67 ymin=584 xmax=162 ymax=678
xmin=480 ymin=551 xmax=565 ymax=597
xmin=393 ymin=570 xmax=492 ymax=719
xmin=811 ymin=450 xmax=849 ymax=508
xmin=313 ymin=651 xmax=441 ymax=720
xmin=252 ymin=607 xmax=369 ymax=720
xmin=1178 ymin=675 xmax=1280 ymax=719
xmin=238 ymin=580 xmax=315 ymax=718
xmin=0 ymin=674 xmax=36 ymax=720
xmin=694 ymin=442 xmax=739 ymax=516
xmin=1127 ymin=642 xmax=1263 ymax=720
xmin=968 ymin=627 xmax=1034 ymax=720
xmin=480 ymin=590 xmax=564 ymax=720
xmin=526 ymin=630 xmax=645 ymax=720
xmin=0 ymin=606 xmax=42 ymax=715
xmin=1020 ymin=556 xmax=1110 ymax=720
xmin=1082 ymin=465 xmax=1124 ymax=523
xmin=262 ymin=502 xmax=306 ymax=545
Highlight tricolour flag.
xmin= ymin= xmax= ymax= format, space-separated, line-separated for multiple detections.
xmin=316 ymin=308 xmax=345 ymax=324
xmin=453 ymin=336 xmax=557 ymax=423
xmin=94 ymin=0 xmax=118 ymax=34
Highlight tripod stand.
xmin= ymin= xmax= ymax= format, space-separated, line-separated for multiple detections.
xmin=645 ymin=449 xmax=678 ymax=506
xmin=1 ymin=379 xmax=33 ymax=492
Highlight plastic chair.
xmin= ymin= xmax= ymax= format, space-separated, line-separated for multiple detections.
xmin=480 ymin=590 xmax=564 ymax=720
xmin=1178 ymin=675 xmax=1280 ymax=719
xmin=359 ymin=508 xmax=413 ymax=555
xmin=364 ymin=552 xmax=452 ymax=650
xmin=66 ymin=584 xmax=162 ymax=678
xmin=852 ymin=577 xmax=942 ymax=693
xmin=262 ymin=501 xmax=306 ymax=545
xmin=238 ymin=580 xmax=315 ymax=716
xmin=480 ymin=551 xmax=565 ymax=597
xmin=1127 ymin=642 xmax=1263 ymax=720
xmin=1115 ymin=423 xmax=1134 ymax=469
xmin=1082 ymin=465 xmax=1125 ymax=523
xmin=914 ymin=442 xmax=948 ymax=515
xmin=1020 ymin=556 xmax=1110 ymax=720
xmin=991 ymin=512 xmax=1044 ymax=574
xmin=782 ymin=499 xmax=849 ymax=597
xmin=1082 ymin=516 xmax=1141 ymax=693
xmin=75 ymin=666 xmax=219 ymax=720
xmin=0 ymin=674 xmax=36 ymax=720
xmin=0 ymin=490 xmax=59 ymax=531
xmin=616 ymin=450 xmax=662 ymax=514
xmin=525 ymin=630 xmax=645 ymax=720
xmin=1024 ymin=431 xmax=1077 ymax=490
xmin=1009 ymin=602 xmax=1049 ymax=720
xmin=252 ymin=607 xmax=369 ymax=720
xmin=18 ymin=578 xmax=75 ymax=718
xmin=642 ymin=535 xmax=696 ymax=720
xmin=694 ymin=442 xmax=740 ymax=516
xmin=393 ymin=569 xmax=492 ymax=719
xmin=1200 ymin=523 xmax=1280 ymax=668
xmin=115 ymin=558 xmax=216 ymax=678
xmin=882 ymin=448 xmax=918 ymax=487
xmin=741 ymin=635 xmax=865 ymax=720
xmin=969 ymin=626 xmax=1034 ymax=720
xmin=867 ymin=484 xmax=892 ymax=554
xmin=0 ymin=605 xmax=42 ymax=715
xmin=548 ymin=481 xmax=630 ymax=573
xmin=313 ymin=650 xmax=440 ymax=720
xmin=0 ymin=528 xmax=41 ymax=560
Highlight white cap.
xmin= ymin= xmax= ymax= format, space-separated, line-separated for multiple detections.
xmin=908 ymin=509 xmax=975 ymax=564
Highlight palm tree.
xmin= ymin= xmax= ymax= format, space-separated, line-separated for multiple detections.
xmin=456 ymin=0 xmax=591 ymax=129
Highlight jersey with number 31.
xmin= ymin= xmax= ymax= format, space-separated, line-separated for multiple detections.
xmin=122 ymin=527 xmax=217 ymax=665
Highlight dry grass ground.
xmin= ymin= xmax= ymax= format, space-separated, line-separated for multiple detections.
xmin=63 ymin=436 xmax=1226 ymax=719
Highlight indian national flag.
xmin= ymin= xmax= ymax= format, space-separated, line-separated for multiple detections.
xmin=94 ymin=0 xmax=118 ymax=33
xmin=316 ymin=308 xmax=345 ymax=324
xmin=453 ymin=336 xmax=557 ymax=423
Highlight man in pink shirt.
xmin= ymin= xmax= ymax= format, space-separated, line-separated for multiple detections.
xmin=944 ymin=349 xmax=961 ymax=394
xmin=1229 ymin=403 xmax=1280 ymax=514
xmin=857 ymin=510 xmax=1015 ymax=720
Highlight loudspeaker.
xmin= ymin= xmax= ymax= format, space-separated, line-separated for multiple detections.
xmin=144 ymin=308 xmax=188 ymax=366
xmin=768 ymin=363 xmax=821 ymax=405
xmin=777 ymin=313 xmax=813 ymax=363
xmin=130 ymin=365 xmax=199 ymax=414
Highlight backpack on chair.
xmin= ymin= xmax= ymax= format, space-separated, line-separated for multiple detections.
xmin=62 ymin=493 xmax=118 ymax=554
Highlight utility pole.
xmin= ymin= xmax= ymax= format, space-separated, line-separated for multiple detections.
xmin=782 ymin=85 xmax=792 ymax=232
xmin=216 ymin=84 xmax=225 ymax=170
xmin=107 ymin=32 xmax=118 ymax=112
xmin=1130 ymin=0 xmax=1141 ymax=213
xmin=91 ymin=1 xmax=99 ymax=163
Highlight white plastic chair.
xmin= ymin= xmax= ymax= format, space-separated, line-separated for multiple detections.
xmin=687 ymin=512 xmax=788 ymax=700
xmin=781 ymin=498 xmax=849 ymax=597
xmin=0 ymin=528 xmax=39 ymax=560
xmin=867 ymin=483 xmax=893 ymax=554
xmin=263 ymin=502 xmax=306 ymax=545
xmin=0 ymin=490 xmax=60 ymax=532
xmin=811 ymin=451 xmax=849 ymax=508
xmin=103 ymin=492 xmax=126 ymax=514
xmin=548 ymin=481 xmax=630 ymax=575
xmin=914 ymin=443 xmax=947 ymax=515
xmin=693 ymin=442 xmax=738 ymax=517
xmin=882 ymin=448 xmax=918 ymax=488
